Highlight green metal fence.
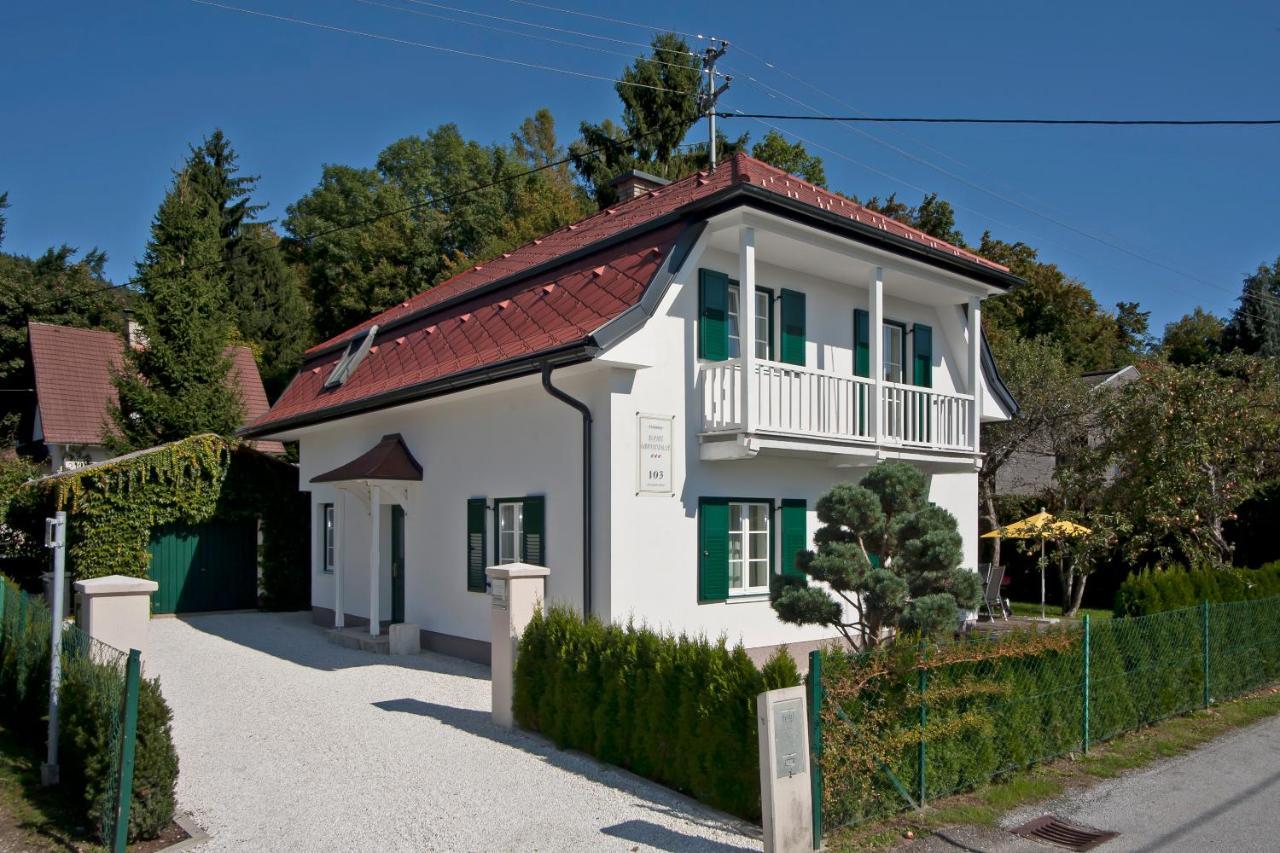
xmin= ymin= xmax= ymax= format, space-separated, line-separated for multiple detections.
xmin=806 ymin=595 xmax=1280 ymax=843
xmin=0 ymin=578 xmax=142 ymax=850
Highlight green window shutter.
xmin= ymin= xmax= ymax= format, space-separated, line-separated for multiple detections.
xmin=853 ymin=309 xmax=870 ymax=377
xmin=466 ymin=498 xmax=487 ymax=593
xmin=869 ymin=552 xmax=881 ymax=569
xmin=912 ymin=323 xmax=933 ymax=387
xmin=779 ymin=289 xmax=806 ymax=366
xmin=521 ymin=496 xmax=546 ymax=566
xmin=698 ymin=268 xmax=730 ymax=361
xmin=698 ymin=498 xmax=730 ymax=602
xmin=780 ymin=499 xmax=808 ymax=579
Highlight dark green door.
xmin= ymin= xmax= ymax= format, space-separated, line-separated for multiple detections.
xmin=148 ymin=518 xmax=258 ymax=614
xmin=391 ymin=505 xmax=405 ymax=624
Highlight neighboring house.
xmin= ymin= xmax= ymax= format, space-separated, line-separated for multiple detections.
xmin=26 ymin=320 xmax=283 ymax=472
xmin=995 ymin=365 xmax=1139 ymax=498
xmin=243 ymin=154 xmax=1021 ymax=663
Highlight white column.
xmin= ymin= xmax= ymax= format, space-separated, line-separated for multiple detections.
xmin=869 ymin=267 xmax=884 ymax=444
xmin=968 ymin=297 xmax=982 ymax=453
xmin=740 ymin=225 xmax=757 ymax=434
xmin=334 ymin=491 xmax=345 ymax=629
xmin=368 ymin=484 xmax=380 ymax=636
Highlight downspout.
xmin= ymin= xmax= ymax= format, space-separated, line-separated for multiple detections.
xmin=541 ymin=362 xmax=592 ymax=617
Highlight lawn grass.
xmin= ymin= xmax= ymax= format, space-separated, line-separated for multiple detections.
xmin=826 ymin=683 xmax=1280 ymax=851
xmin=1007 ymin=600 xmax=1113 ymax=621
xmin=0 ymin=722 xmax=104 ymax=852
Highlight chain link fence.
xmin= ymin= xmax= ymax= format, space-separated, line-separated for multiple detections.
xmin=808 ymin=595 xmax=1280 ymax=839
xmin=0 ymin=577 xmax=141 ymax=848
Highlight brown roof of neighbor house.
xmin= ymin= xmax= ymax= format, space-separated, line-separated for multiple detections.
xmin=247 ymin=153 xmax=1021 ymax=437
xmin=27 ymin=321 xmax=284 ymax=455
xmin=311 ymin=433 xmax=423 ymax=483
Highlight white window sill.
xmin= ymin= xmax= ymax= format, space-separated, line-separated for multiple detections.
xmin=725 ymin=592 xmax=771 ymax=604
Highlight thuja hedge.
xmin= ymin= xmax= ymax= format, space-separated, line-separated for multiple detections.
xmin=1114 ymin=562 xmax=1280 ymax=617
xmin=513 ymin=605 xmax=801 ymax=821
xmin=9 ymin=433 xmax=309 ymax=609
xmin=0 ymin=584 xmax=178 ymax=841
xmin=819 ymin=598 xmax=1280 ymax=828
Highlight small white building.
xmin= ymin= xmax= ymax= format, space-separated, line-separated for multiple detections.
xmin=244 ymin=155 xmax=1021 ymax=663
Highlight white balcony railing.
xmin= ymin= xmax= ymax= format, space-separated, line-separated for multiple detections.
xmin=701 ymin=359 xmax=974 ymax=452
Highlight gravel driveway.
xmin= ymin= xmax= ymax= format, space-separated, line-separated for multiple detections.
xmin=147 ymin=612 xmax=762 ymax=852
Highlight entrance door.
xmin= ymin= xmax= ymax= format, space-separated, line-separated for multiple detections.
xmin=390 ymin=505 xmax=405 ymax=624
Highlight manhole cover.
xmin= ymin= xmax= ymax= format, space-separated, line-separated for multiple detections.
xmin=1012 ymin=816 xmax=1118 ymax=851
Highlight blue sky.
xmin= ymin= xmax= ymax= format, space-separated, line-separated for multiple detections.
xmin=3 ymin=1 xmax=1278 ymax=333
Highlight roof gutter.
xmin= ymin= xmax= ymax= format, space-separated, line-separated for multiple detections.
xmin=540 ymin=363 xmax=592 ymax=618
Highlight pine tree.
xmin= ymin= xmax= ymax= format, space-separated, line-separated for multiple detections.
xmin=111 ymin=169 xmax=241 ymax=448
xmin=1223 ymin=258 xmax=1280 ymax=358
xmin=187 ymin=130 xmax=309 ymax=396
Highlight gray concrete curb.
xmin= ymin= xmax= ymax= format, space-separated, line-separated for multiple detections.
xmin=156 ymin=812 xmax=210 ymax=852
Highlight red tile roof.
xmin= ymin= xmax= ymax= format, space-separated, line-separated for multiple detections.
xmin=28 ymin=322 xmax=283 ymax=454
xmin=252 ymin=153 xmax=1010 ymax=435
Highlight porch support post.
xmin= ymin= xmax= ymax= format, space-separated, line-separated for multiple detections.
xmin=968 ymin=297 xmax=982 ymax=452
xmin=368 ymin=483 xmax=380 ymax=636
xmin=740 ymin=225 xmax=757 ymax=434
xmin=870 ymin=267 xmax=884 ymax=443
xmin=334 ymin=491 xmax=345 ymax=629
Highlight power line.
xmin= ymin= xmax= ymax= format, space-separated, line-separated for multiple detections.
xmin=724 ymin=114 xmax=1280 ymax=127
xmin=351 ymin=0 xmax=700 ymax=74
xmin=507 ymin=0 xmax=702 ymax=41
xmin=30 ymin=117 xmax=698 ymax=311
xmin=188 ymin=1 xmax=692 ymax=94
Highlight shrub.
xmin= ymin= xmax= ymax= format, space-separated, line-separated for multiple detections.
xmin=1114 ymin=562 xmax=1280 ymax=616
xmin=514 ymin=605 xmax=801 ymax=821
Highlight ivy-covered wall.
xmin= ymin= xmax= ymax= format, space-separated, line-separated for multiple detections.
xmin=11 ymin=434 xmax=309 ymax=610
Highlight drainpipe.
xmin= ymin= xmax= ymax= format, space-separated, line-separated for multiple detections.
xmin=540 ymin=362 xmax=592 ymax=617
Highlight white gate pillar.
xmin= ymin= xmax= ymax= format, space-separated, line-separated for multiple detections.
xmin=486 ymin=563 xmax=549 ymax=728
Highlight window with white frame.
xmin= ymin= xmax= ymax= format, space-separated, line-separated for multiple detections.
xmin=727 ymin=285 xmax=772 ymax=360
xmin=883 ymin=322 xmax=906 ymax=383
xmin=497 ymin=500 xmax=524 ymax=564
xmin=321 ymin=503 xmax=335 ymax=572
xmin=728 ymin=501 xmax=771 ymax=593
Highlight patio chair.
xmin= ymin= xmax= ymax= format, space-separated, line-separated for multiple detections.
xmin=979 ymin=563 xmax=1010 ymax=621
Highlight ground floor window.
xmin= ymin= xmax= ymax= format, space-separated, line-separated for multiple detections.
xmin=729 ymin=502 xmax=771 ymax=593
xmin=321 ymin=503 xmax=335 ymax=572
xmin=496 ymin=500 xmax=524 ymax=564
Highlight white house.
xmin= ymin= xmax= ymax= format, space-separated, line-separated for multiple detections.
xmin=243 ymin=155 xmax=1021 ymax=663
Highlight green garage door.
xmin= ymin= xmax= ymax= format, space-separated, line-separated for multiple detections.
xmin=148 ymin=518 xmax=258 ymax=614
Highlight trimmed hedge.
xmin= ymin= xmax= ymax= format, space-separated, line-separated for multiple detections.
xmin=1114 ymin=562 xmax=1280 ymax=616
xmin=513 ymin=605 xmax=800 ymax=821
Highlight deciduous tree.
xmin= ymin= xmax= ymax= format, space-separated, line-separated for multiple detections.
xmin=1161 ymin=307 xmax=1224 ymax=366
xmin=750 ymin=130 xmax=827 ymax=187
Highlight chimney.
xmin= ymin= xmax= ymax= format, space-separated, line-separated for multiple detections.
xmin=608 ymin=169 xmax=670 ymax=203
xmin=122 ymin=309 xmax=148 ymax=350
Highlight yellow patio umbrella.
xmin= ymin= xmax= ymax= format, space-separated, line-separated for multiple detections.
xmin=981 ymin=510 xmax=1091 ymax=619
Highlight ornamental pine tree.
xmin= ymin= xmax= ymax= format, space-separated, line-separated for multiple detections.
xmin=771 ymin=461 xmax=981 ymax=648
xmin=111 ymin=168 xmax=242 ymax=448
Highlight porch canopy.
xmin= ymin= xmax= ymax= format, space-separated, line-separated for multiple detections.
xmin=311 ymin=434 xmax=422 ymax=635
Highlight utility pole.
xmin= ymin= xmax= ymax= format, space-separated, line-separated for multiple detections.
xmin=699 ymin=39 xmax=731 ymax=170
xmin=42 ymin=511 xmax=66 ymax=786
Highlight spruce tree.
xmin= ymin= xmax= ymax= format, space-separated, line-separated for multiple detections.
xmin=111 ymin=169 xmax=242 ymax=448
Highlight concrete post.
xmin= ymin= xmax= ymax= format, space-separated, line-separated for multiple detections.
xmin=486 ymin=562 xmax=550 ymax=728
xmin=74 ymin=575 xmax=158 ymax=661
xmin=757 ymin=685 xmax=813 ymax=853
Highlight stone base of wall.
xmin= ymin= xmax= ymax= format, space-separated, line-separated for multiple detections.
xmin=311 ymin=607 xmax=491 ymax=666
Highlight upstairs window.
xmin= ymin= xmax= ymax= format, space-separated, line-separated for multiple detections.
xmin=883 ymin=322 xmax=906 ymax=383
xmin=324 ymin=324 xmax=379 ymax=389
xmin=727 ymin=284 xmax=773 ymax=360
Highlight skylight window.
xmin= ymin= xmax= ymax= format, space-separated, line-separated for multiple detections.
xmin=323 ymin=324 xmax=379 ymax=389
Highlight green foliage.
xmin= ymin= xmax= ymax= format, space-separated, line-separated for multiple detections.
xmin=860 ymin=193 xmax=967 ymax=248
xmin=11 ymin=434 xmax=308 ymax=608
xmin=1161 ymin=307 xmax=1224 ymax=366
xmin=750 ymin=130 xmax=828 ymax=187
xmin=1113 ymin=562 xmax=1280 ymax=616
xmin=772 ymin=461 xmax=978 ymax=647
xmin=1223 ymin=257 xmax=1280 ymax=358
xmin=514 ymin=605 xmax=799 ymax=821
xmin=818 ymin=596 xmax=1280 ymax=828
xmin=112 ymin=168 xmax=241 ymax=448
xmin=288 ymin=115 xmax=590 ymax=342
xmin=1098 ymin=354 xmax=1280 ymax=567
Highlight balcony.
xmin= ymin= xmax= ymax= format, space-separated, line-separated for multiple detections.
xmin=700 ymin=359 xmax=975 ymax=456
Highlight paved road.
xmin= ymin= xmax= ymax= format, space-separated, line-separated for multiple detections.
xmin=147 ymin=612 xmax=762 ymax=852
xmin=910 ymin=711 xmax=1280 ymax=852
